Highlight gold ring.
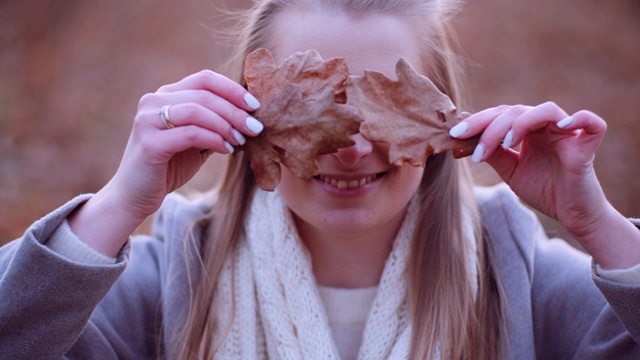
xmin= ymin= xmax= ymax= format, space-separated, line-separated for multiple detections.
xmin=158 ymin=105 xmax=175 ymax=129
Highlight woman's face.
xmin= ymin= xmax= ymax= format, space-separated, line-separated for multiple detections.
xmin=271 ymin=10 xmax=426 ymax=240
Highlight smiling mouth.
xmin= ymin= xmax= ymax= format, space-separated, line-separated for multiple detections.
xmin=318 ymin=173 xmax=381 ymax=189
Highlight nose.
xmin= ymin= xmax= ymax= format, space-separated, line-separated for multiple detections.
xmin=333 ymin=133 xmax=373 ymax=168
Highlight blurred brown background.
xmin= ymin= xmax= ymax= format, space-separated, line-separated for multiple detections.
xmin=1 ymin=0 xmax=639 ymax=243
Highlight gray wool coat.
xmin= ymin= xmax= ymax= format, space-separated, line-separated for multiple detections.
xmin=0 ymin=184 xmax=639 ymax=359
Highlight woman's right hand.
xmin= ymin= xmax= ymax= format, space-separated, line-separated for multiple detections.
xmin=68 ymin=70 xmax=263 ymax=256
xmin=114 ymin=70 xmax=263 ymax=218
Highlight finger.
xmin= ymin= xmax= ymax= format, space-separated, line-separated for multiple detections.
xmin=138 ymin=97 xmax=253 ymax=146
xmin=137 ymin=105 xmax=242 ymax=150
xmin=470 ymin=102 xmax=568 ymax=163
xmin=156 ymin=70 xmax=261 ymax=112
xmin=140 ymin=89 xmax=264 ymax=137
xmin=559 ymin=110 xmax=607 ymax=136
xmin=557 ymin=110 xmax=607 ymax=152
xmin=448 ymin=105 xmax=512 ymax=139
xmin=473 ymin=105 xmax=533 ymax=161
xmin=505 ymin=101 xmax=569 ymax=148
xmin=153 ymin=104 xmax=249 ymax=146
xmin=140 ymin=125 xmax=235 ymax=159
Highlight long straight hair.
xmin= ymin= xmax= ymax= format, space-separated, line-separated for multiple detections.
xmin=177 ymin=1 xmax=506 ymax=359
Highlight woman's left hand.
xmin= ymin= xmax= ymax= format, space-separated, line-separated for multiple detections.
xmin=450 ymin=102 xmax=640 ymax=269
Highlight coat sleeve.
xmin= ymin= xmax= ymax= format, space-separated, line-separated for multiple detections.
xmin=0 ymin=195 xmax=164 ymax=360
xmin=64 ymin=235 xmax=164 ymax=359
xmin=486 ymin=186 xmax=640 ymax=359
xmin=531 ymin=237 xmax=640 ymax=359
xmin=590 ymin=218 xmax=640 ymax=348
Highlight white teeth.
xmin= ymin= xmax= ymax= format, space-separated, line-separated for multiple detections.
xmin=319 ymin=175 xmax=376 ymax=189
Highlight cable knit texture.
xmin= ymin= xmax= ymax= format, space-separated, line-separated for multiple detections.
xmin=212 ymin=189 xmax=478 ymax=359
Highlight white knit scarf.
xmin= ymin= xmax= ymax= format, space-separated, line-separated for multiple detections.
xmin=212 ymin=189 xmax=477 ymax=359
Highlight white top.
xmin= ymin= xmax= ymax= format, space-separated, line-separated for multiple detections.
xmin=318 ymin=285 xmax=379 ymax=360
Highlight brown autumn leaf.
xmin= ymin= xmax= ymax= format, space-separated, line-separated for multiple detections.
xmin=244 ymin=48 xmax=351 ymax=108
xmin=241 ymin=48 xmax=362 ymax=191
xmin=346 ymin=58 xmax=479 ymax=166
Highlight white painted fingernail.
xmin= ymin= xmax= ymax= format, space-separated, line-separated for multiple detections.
xmin=449 ymin=122 xmax=468 ymax=138
xmin=244 ymin=93 xmax=261 ymax=110
xmin=232 ymin=129 xmax=246 ymax=145
xmin=246 ymin=116 xmax=264 ymax=135
xmin=224 ymin=141 xmax=235 ymax=154
xmin=556 ymin=116 xmax=573 ymax=129
xmin=471 ymin=143 xmax=485 ymax=163
xmin=502 ymin=130 xmax=514 ymax=149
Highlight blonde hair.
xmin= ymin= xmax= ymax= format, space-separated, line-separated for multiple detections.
xmin=177 ymin=1 xmax=506 ymax=359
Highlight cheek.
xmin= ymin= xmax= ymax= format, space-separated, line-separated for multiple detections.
xmin=397 ymin=165 xmax=424 ymax=191
xmin=276 ymin=166 xmax=310 ymax=204
xmin=382 ymin=164 xmax=424 ymax=211
xmin=395 ymin=166 xmax=424 ymax=205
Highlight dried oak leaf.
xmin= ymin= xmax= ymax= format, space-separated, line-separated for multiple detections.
xmin=241 ymin=48 xmax=362 ymax=191
xmin=346 ymin=57 xmax=478 ymax=166
xmin=244 ymin=48 xmax=350 ymax=107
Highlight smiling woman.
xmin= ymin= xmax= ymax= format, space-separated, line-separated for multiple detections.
xmin=272 ymin=10 xmax=426 ymax=275
xmin=1 ymin=1 xmax=640 ymax=359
